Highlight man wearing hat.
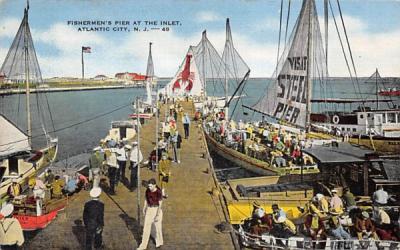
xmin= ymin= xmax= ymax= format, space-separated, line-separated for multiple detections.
xmin=7 ymin=175 xmax=22 ymax=199
xmin=115 ymin=143 xmax=128 ymax=183
xmin=328 ymin=208 xmax=351 ymax=241
xmin=355 ymin=211 xmax=379 ymax=240
xmin=330 ymin=189 xmax=344 ymax=214
xmin=129 ymin=141 xmax=143 ymax=191
xmin=83 ymin=188 xmax=104 ymax=250
xmin=0 ymin=203 xmax=24 ymax=249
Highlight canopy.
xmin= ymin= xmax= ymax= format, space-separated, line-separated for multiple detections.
xmin=0 ymin=115 xmax=31 ymax=158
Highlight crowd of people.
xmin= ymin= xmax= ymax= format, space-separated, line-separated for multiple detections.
xmin=203 ymin=108 xmax=316 ymax=169
xmin=247 ymin=186 xmax=400 ymax=248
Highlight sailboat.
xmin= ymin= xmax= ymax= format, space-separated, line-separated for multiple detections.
xmin=130 ymin=42 xmax=157 ymax=120
xmin=205 ymin=18 xmax=319 ymax=176
xmin=0 ymin=2 xmax=58 ymax=199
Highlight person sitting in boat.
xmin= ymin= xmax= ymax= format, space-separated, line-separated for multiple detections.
xmin=328 ymin=208 xmax=351 ymax=243
xmin=330 ymin=189 xmax=344 ymax=215
xmin=372 ymin=206 xmax=391 ymax=230
xmin=51 ymin=175 xmax=65 ymax=199
xmin=272 ymin=216 xmax=297 ymax=239
xmin=291 ymin=146 xmax=303 ymax=165
xmin=355 ymin=211 xmax=379 ymax=240
xmin=342 ymin=187 xmax=357 ymax=212
xmin=304 ymin=212 xmax=326 ymax=248
xmin=271 ymin=204 xmax=286 ymax=222
xmin=250 ymin=206 xmax=273 ymax=236
xmin=7 ymin=177 xmax=22 ymax=199
xmin=271 ymin=150 xmax=286 ymax=168
xmin=373 ymin=185 xmax=389 ymax=206
xmin=316 ymin=194 xmax=329 ymax=214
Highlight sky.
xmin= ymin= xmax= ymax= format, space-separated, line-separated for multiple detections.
xmin=0 ymin=0 xmax=399 ymax=78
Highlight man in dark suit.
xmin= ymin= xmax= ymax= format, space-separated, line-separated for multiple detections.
xmin=83 ymin=187 xmax=104 ymax=249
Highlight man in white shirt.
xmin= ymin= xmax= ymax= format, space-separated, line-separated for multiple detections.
xmin=115 ymin=143 xmax=127 ymax=184
xmin=129 ymin=142 xmax=143 ymax=191
xmin=373 ymin=186 xmax=389 ymax=206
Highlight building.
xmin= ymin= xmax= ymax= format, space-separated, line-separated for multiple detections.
xmin=93 ymin=74 xmax=108 ymax=81
xmin=114 ymin=72 xmax=146 ymax=84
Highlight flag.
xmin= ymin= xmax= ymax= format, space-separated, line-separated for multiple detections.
xmin=82 ymin=46 xmax=91 ymax=53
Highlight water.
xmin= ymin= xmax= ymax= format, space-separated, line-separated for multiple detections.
xmin=1 ymin=78 xmax=398 ymax=161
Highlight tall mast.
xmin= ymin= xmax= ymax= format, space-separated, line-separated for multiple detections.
xmin=224 ymin=19 xmax=230 ymax=120
xmin=202 ymin=31 xmax=207 ymax=98
xmin=324 ymin=0 xmax=328 ymax=72
xmin=305 ymin=0 xmax=313 ymax=132
xmin=376 ymin=68 xmax=379 ymax=109
xmin=24 ymin=5 xmax=32 ymax=145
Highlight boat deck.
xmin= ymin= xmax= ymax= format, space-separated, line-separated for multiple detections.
xmin=26 ymin=101 xmax=234 ymax=249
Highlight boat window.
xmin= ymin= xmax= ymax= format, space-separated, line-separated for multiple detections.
xmin=367 ymin=113 xmax=371 ymax=117
xmin=347 ymin=128 xmax=350 ymax=131
xmin=352 ymin=128 xmax=356 ymax=132
xmin=360 ymin=114 xmax=364 ymax=119
xmin=0 ymin=166 xmax=6 ymax=181
xmin=341 ymin=127 xmax=345 ymax=131
xmin=382 ymin=113 xmax=386 ymax=123
xmin=387 ymin=113 xmax=396 ymax=123
xmin=8 ymin=157 xmax=18 ymax=174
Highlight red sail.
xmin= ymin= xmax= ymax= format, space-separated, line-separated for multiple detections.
xmin=173 ymin=54 xmax=192 ymax=92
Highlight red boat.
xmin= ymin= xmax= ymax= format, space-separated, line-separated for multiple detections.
xmin=12 ymin=196 xmax=68 ymax=231
xmin=378 ymin=89 xmax=400 ymax=96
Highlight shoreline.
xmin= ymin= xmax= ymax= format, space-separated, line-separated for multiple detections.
xmin=0 ymin=84 xmax=145 ymax=96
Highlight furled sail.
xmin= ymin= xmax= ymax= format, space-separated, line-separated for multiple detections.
xmin=0 ymin=115 xmax=31 ymax=158
xmin=251 ymin=0 xmax=326 ymax=128
xmin=0 ymin=7 xmax=42 ymax=84
xmin=145 ymin=42 xmax=154 ymax=105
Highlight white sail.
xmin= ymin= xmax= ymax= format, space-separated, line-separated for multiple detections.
xmin=0 ymin=115 xmax=31 ymax=158
xmin=145 ymin=42 xmax=154 ymax=105
xmin=160 ymin=31 xmax=225 ymax=98
xmin=251 ymin=0 xmax=326 ymax=128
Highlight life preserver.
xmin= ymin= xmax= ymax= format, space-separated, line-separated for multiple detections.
xmin=332 ymin=115 xmax=340 ymax=124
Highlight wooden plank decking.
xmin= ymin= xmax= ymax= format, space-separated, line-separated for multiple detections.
xmin=26 ymin=101 xmax=234 ymax=250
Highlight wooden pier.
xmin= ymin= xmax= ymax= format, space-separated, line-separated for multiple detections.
xmin=26 ymin=101 xmax=235 ymax=249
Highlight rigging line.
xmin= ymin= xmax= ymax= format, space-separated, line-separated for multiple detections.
xmin=328 ymin=1 xmax=361 ymax=102
xmin=275 ymin=0 xmax=284 ymax=78
xmin=336 ymin=0 xmax=364 ymax=103
xmin=284 ymin=0 xmax=291 ymax=44
xmin=0 ymin=102 xmax=132 ymax=148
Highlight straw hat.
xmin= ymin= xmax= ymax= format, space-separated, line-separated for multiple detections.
xmin=316 ymin=193 xmax=324 ymax=200
xmin=124 ymin=144 xmax=132 ymax=150
xmin=0 ymin=203 xmax=14 ymax=217
xmin=90 ymin=187 xmax=102 ymax=198
xmin=362 ymin=211 xmax=370 ymax=219
xmin=331 ymin=189 xmax=338 ymax=194
xmin=252 ymin=201 xmax=261 ymax=208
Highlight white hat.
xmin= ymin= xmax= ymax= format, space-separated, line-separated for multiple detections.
xmin=277 ymin=216 xmax=286 ymax=223
xmin=316 ymin=193 xmax=324 ymax=200
xmin=132 ymin=141 xmax=138 ymax=145
xmin=0 ymin=203 xmax=14 ymax=217
xmin=90 ymin=187 xmax=102 ymax=198
xmin=124 ymin=144 xmax=132 ymax=149
xmin=93 ymin=146 xmax=102 ymax=151
xmin=331 ymin=189 xmax=338 ymax=193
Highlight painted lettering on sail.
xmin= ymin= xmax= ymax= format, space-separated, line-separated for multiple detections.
xmin=273 ymin=56 xmax=308 ymax=126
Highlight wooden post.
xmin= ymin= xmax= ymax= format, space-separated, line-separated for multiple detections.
xmin=363 ymin=163 xmax=369 ymax=196
xmin=136 ymin=97 xmax=141 ymax=226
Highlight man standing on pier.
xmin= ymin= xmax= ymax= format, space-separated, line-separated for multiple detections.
xmin=116 ymin=143 xmax=128 ymax=183
xmin=83 ymin=187 xmax=104 ymax=250
xmin=182 ymin=113 xmax=190 ymax=139
xmin=137 ymin=178 xmax=163 ymax=250
xmin=129 ymin=142 xmax=143 ymax=191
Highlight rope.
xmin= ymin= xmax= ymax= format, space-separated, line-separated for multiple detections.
xmin=0 ymin=102 xmax=132 ymax=148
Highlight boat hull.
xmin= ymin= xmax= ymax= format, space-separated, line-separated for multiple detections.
xmin=205 ymin=132 xmax=279 ymax=176
xmin=0 ymin=141 xmax=58 ymax=199
xmin=349 ymin=135 xmax=400 ymax=154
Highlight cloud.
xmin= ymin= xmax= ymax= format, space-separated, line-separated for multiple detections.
xmin=196 ymin=11 xmax=222 ymax=23
xmin=0 ymin=18 xmax=21 ymax=38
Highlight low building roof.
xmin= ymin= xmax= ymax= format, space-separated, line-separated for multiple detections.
xmin=303 ymin=142 xmax=377 ymax=164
